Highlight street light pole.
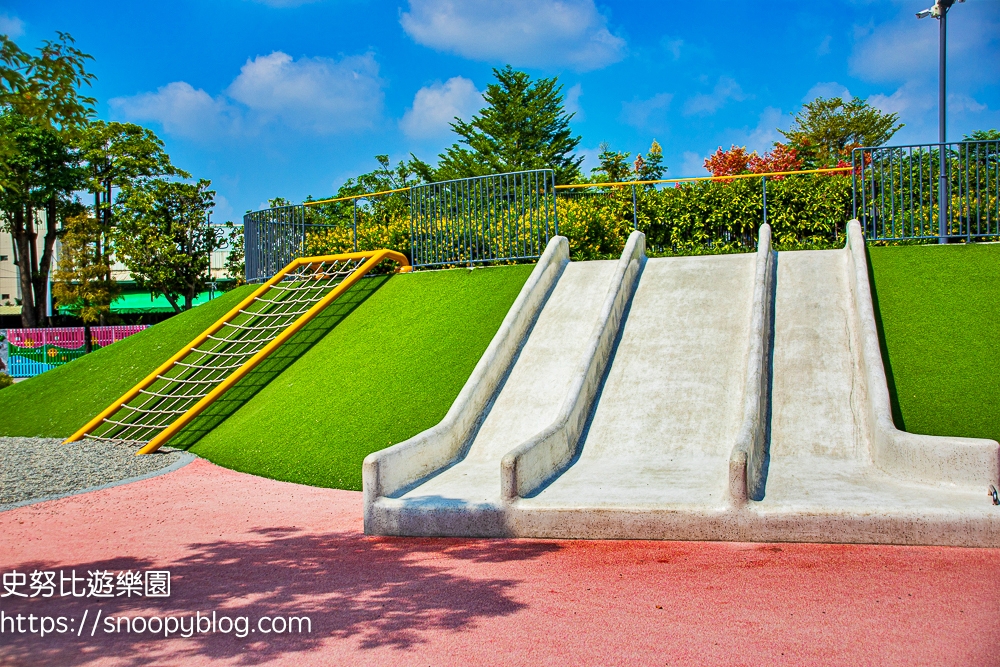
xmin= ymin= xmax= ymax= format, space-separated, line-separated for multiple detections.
xmin=918 ymin=0 xmax=963 ymax=243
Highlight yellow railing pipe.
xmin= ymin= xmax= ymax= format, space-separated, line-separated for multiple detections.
xmin=64 ymin=249 xmax=409 ymax=451
xmin=134 ymin=248 xmax=408 ymax=454
xmin=553 ymin=166 xmax=853 ymax=189
xmin=303 ymin=186 xmax=412 ymax=207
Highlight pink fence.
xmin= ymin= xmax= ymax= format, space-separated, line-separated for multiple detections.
xmin=1 ymin=325 xmax=148 ymax=377
xmin=5 ymin=325 xmax=148 ymax=349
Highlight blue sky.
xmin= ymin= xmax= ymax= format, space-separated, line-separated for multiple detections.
xmin=2 ymin=0 xmax=999 ymax=221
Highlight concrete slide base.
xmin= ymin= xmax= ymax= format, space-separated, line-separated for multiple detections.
xmin=365 ymin=225 xmax=1000 ymax=545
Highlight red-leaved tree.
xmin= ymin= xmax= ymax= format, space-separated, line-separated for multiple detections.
xmin=704 ymin=145 xmax=752 ymax=177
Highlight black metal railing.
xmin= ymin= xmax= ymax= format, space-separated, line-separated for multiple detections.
xmin=408 ymin=169 xmax=558 ymax=268
xmin=853 ymin=139 xmax=1000 ymax=242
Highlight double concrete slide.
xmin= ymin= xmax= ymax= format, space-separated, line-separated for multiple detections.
xmin=364 ymin=221 xmax=1000 ymax=546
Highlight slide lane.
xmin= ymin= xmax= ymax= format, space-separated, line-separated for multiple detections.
xmin=752 ymin=247 xmax=994 ymax=542
xmin=379 ymin=259 xmax=619 ymax=533
xmin=519 ymin=253 xmax=756 ymax=523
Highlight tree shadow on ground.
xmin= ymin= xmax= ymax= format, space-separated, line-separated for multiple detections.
xmin=167 ymin=274 xmax=391 ymax=450
xmin=0 ymin=528 xmax=560 ymax=666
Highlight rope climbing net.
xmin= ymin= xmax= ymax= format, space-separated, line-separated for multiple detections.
xmin=74 ymin=252 xmax=404 ymax=453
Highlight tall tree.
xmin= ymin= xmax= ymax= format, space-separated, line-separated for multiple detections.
xmin=591 ymin=140 xmax=666 ymax=185
xmin=412 ymin=66 xmax=583 ymax=184
xmin=0 ymin=33 xmax=95 ymax=327
xmin=0 ymin=33 xmax=95 ymax=166
xmin=0 ymin=109 xmax=84 ymax=326
xmin=52 ymin=212 xmax=119 ymax=351
xmin=114 ymin=178 xmax=222 ymax=312
xmin=79 ymin=120 xmax=188 ymax=304
xmin=778 ymin=96 xmax=903 ymax=168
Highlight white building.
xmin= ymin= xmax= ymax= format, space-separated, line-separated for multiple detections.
xmin=2 ymin=210 xmax=235 ymax=316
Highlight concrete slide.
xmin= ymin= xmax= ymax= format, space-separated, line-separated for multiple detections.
xmin=364 ymin=222 xmax=1000 ymax=546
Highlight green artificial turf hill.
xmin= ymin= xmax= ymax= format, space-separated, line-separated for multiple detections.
xmin=0 ymin=285 xmax=257 ymax=437
xmin=179 ymin=265 xmax=533 ymax=490
xmin=868 ymin=242 xmax=1000 ymax=443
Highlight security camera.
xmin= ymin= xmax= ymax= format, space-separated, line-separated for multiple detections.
xmin=916 ymin=8 xmax=933 ymax=18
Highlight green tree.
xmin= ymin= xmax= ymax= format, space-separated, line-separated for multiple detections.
xmin=52 ymin=212 xmax=120 ymax=350
xmin=779 ymin=96 xmax=903 ymax=168
xmin=78 ymin=120 xmax=187 ymax=291
xmin=412 ymin=66 xmax=583 ymax=183
xmin=114 ymin=178 xmax=222 ymax=312
xmin=0 ymin=32 xmax=95 ymax=327
xmin=0 ymin=33 xmax=94 ymax=143
xmin=592 ymin=142 xmax=631 ymax=182
xmin=590 ymin=140 xmax=666 ymax=185
xmin=223 ymin=221 xmax=245 ymax=288
xmin=964 ymin=129 xmax=1000 ymax=142
xmin=0 ymin=109 xmax=84 ymax=326
xmin=635 ymin=140 xmax=666 ymax=183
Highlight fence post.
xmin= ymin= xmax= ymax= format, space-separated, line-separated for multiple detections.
xmin=631 ymin=184 xmax=638 ymax=231
xmin=939 ymin=143 xmax=948 ymax=243
xmin=352 ymin=199 xmax=358 ymax=252
xmin=762 ymin=176 xmax=767 ymax=228
xmin=0 ymin=329 xmax=7 ymax=376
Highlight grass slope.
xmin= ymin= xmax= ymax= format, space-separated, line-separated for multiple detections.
xmin=183 ymin=265 xmax=533 ymax=490
xmin=869 ymin=243 xmax=1000 ymax=443
xmin=0 ymin=285 xmax=257 ymax=437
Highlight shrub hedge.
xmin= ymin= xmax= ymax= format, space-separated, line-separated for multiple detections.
xmin=301 ymin=174 xmax=853 ymax=262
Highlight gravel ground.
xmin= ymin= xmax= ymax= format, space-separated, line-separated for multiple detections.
xmin=0 ymin=437 xmax=189 ymax=509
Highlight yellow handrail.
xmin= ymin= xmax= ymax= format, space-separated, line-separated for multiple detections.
xmin=554 ymin=166 xmax=853 ymax=189
xmin=65 ymin=249 xmax=411 ymax=454
xmin=304 ymin=186 xmax=412 ymax=207
xmin=292 ymin=166 xmax=852 ymax=207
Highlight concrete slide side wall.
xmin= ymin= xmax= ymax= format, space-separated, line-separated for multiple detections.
xmin=502 ymin=231 xmax=646 ymax=499
xmin=729 ymin=224 xmax=775 ymax=504
xmin=362 ymin=236 xmax=569 ymax=528
xmin=844 ymin=220 xmax=999 ymax=488
xmin=365 ymin=236 xmax=643 ymax=537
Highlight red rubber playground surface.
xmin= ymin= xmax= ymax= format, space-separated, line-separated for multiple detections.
xmin=1 ymin=458 xmax=998 ymax=666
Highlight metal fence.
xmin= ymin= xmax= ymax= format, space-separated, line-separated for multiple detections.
xmin=243 ymin=205 xmax=307 ymax=283
xmin=409 ymin=170 xmax=558 ymax=268
xmin=0 ymin=325 xmax=147 ymax=378
xmin=853 ymin=139 xmax=1000 ymax=242
xmin=243 ymin=169 xmax=558 ymax=280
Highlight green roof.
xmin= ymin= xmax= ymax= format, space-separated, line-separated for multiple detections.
xmin=57 ymin=290 xmax=226 ymax=315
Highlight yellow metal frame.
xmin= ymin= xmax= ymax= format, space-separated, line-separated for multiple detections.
xmin=553 ymin=166 xmax=853 ymax=189
xmin=275 ymin=166 xmax=853 ymax=208
xmin=64 ymin=249 xmax=411 ymax=454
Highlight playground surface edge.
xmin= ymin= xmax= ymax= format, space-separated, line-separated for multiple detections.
xmin=1 ymin=459 xmax=998 ymax=667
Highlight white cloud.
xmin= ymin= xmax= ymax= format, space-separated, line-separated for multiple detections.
xmin=564 ymin=83 xmax=584 ymax=121
xmin=400 ymin=0 xmax=626 ymax=72
xmin=804 ymin=81 xmax=852 ymax=102
xmin=663 ymin=38 xmax=683 ymax=61
xmin=849 ymin=6 xmax=999 ymax=86
xmin=620 ymin=92 xmax=673 ymax=131
xmin=718 ymin=107 xmax=785 ymax=156
xmin=680 ymin=150 xmax=706 ymax=176
xmin=0 ymin=13 xmax=25 ymax=38
xmin=683 ymin=76 xmax=747 ymax=116
xmin=226 ymin=52 xmax=383 ymax=133
xmin=577 ymin=144 xmax=603 ymax=175
xmin=745 ymin=106 xmax=784 ymax=153
xmin=110 ymin=51 xmax=384 ymax=140
xmin=400 ymin=76 xmax=483 ymax=139
xmin=212 ymin=194 xmax=235 ymax=222
xmin=948 ymin=93 xmax=987 ymax=115
xmin=816 ymin=35 xmax=832 ymax=56
xmin=109 ymin=82 xmax=240 ymax=140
